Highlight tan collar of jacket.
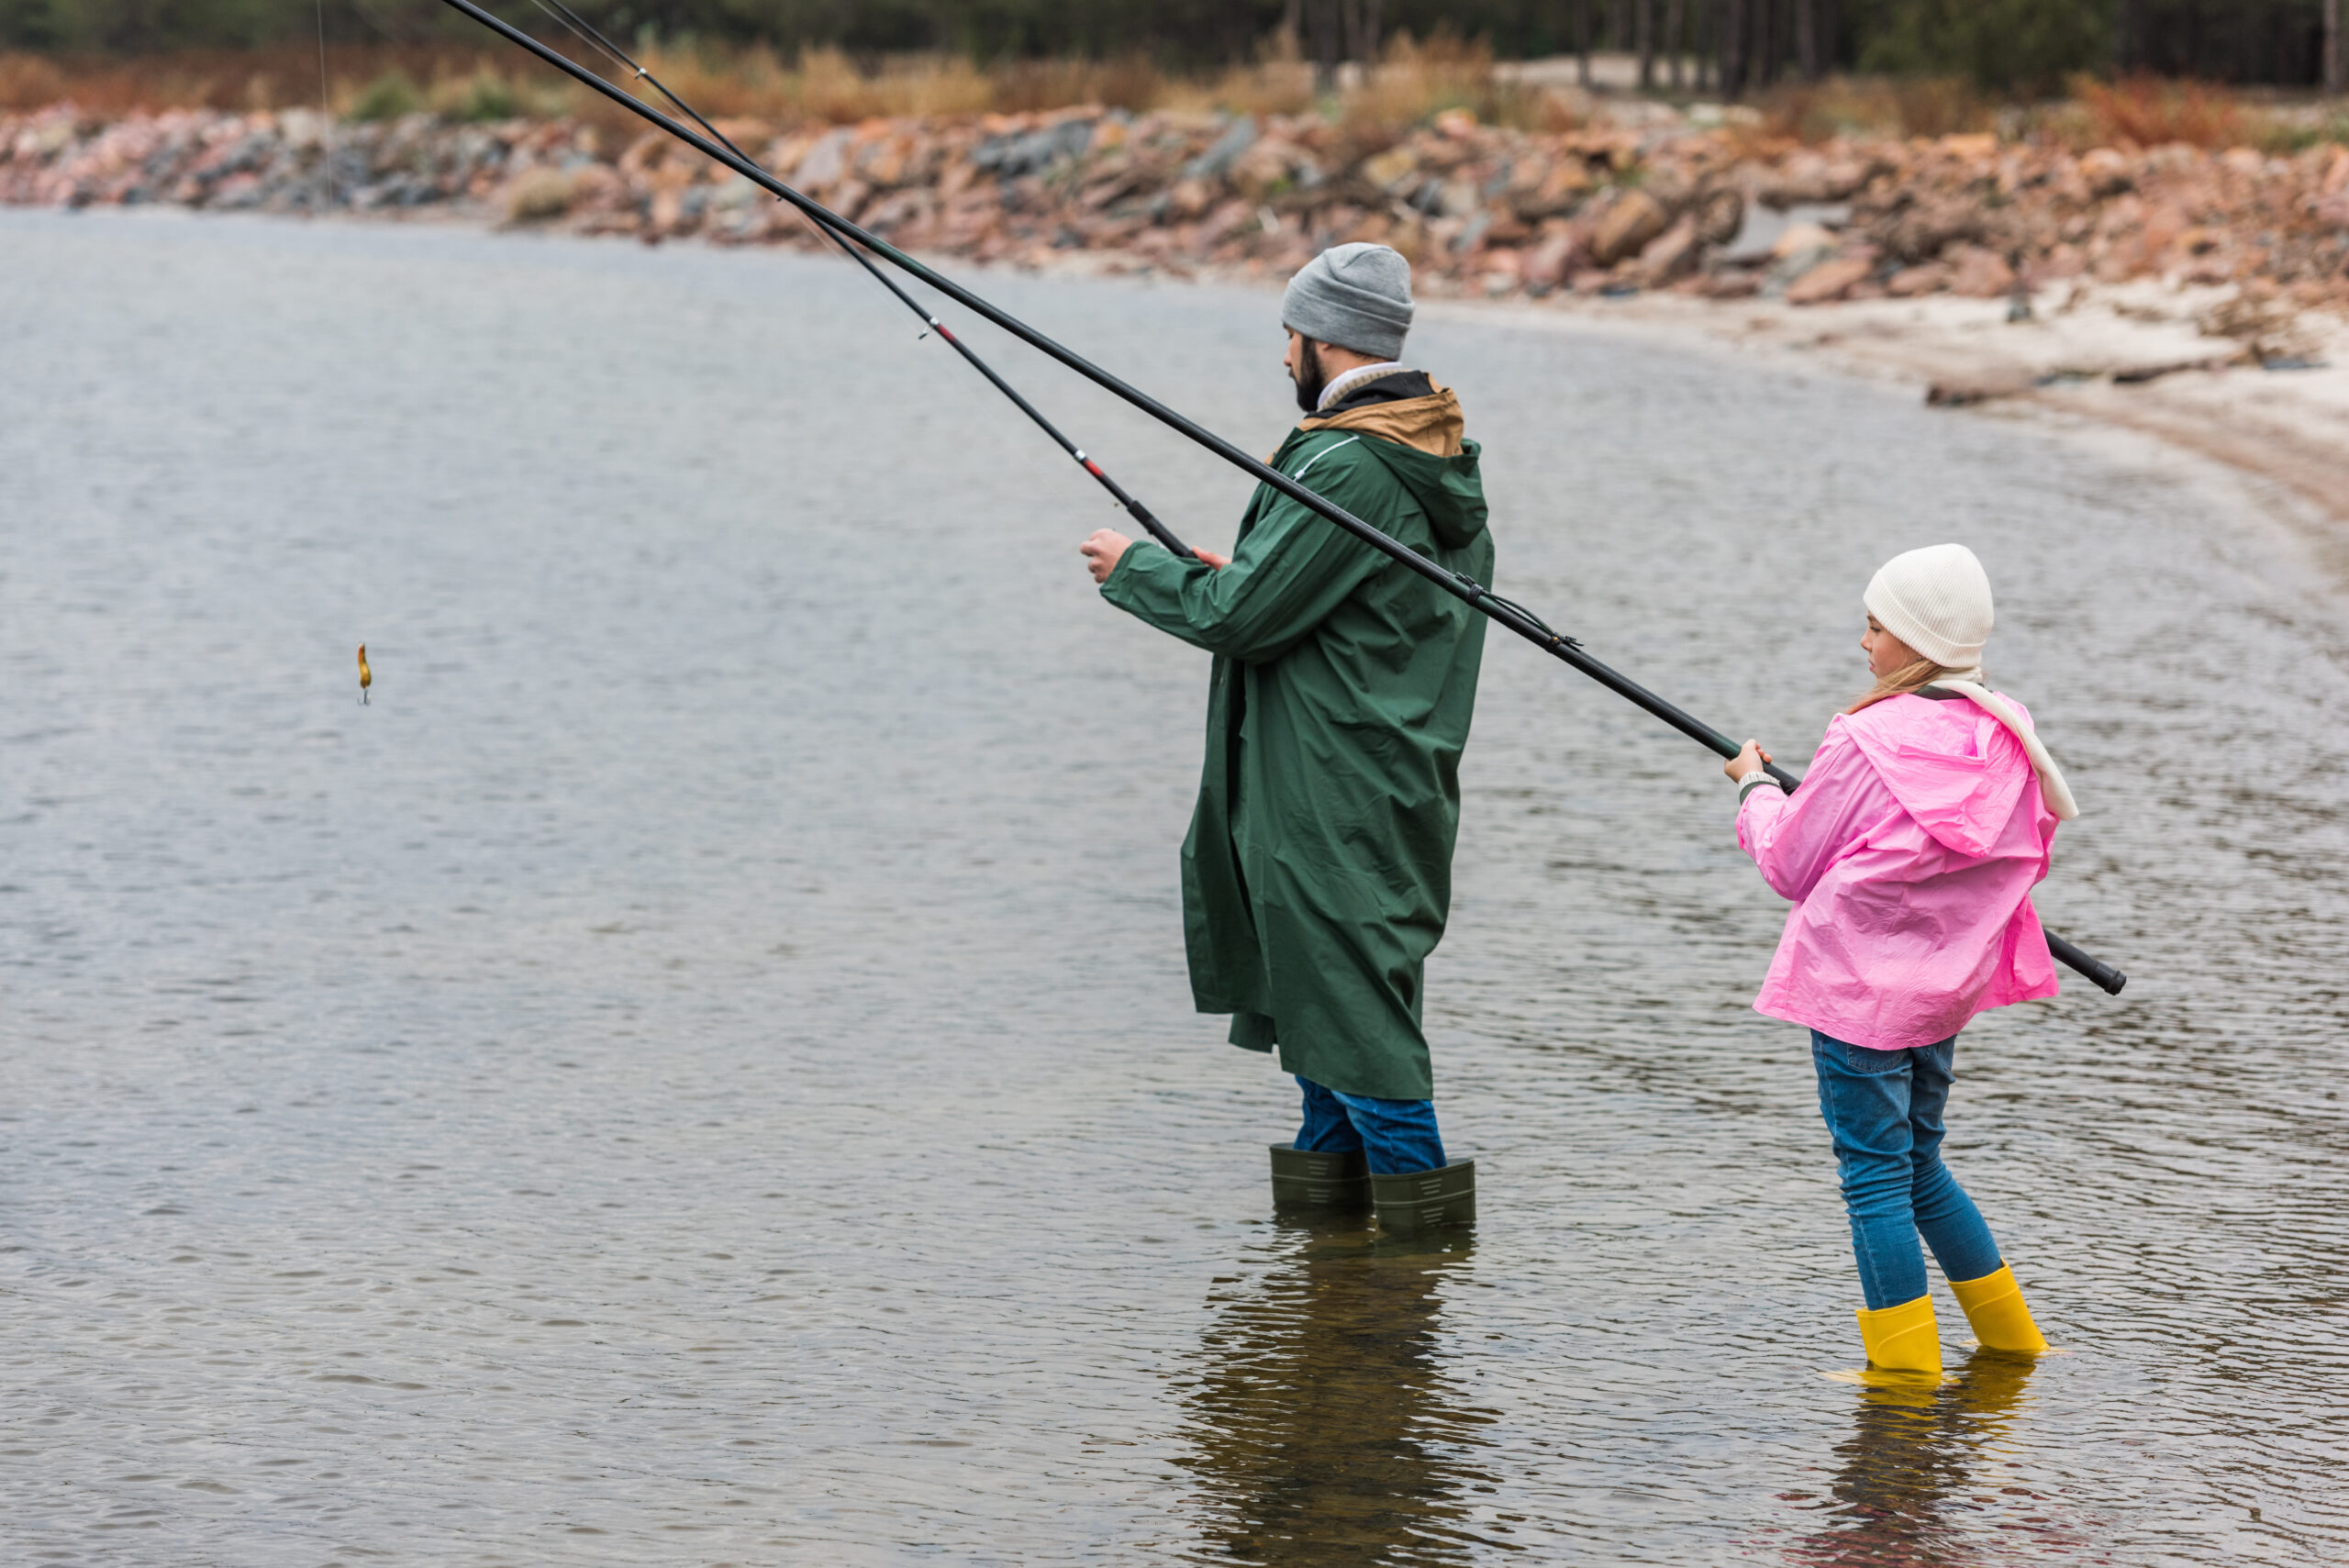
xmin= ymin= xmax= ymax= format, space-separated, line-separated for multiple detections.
xmin=1296 ymin=381 xmax=1466 ymax=458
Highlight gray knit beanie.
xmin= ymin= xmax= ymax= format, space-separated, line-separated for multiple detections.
xmin=1281 ymin=243 xmax=1414 ymax=360
xmin=1864 ymin=543 xmax=1994 ymax=669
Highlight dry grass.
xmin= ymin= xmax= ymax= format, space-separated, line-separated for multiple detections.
xmin=0 ymin=33 xmax=1566 ymax=131
xmin=1332 ymin=33 xmax=1554 ymax=133
xmin=14 ymin=43 xmax=2329 ymax=156
xmin=0 ymin=44 xmax=535 ymax=115
xmin=1755 ymin=74 xmax=1992 ymax=142
xmin=2067 ymin=73 xmax=2246 ymax=150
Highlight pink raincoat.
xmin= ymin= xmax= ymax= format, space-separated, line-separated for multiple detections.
xmin=1736 ymin=692 xmax=2060 ymax=1050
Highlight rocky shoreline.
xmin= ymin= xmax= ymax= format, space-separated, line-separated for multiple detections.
xmin=8 ymin=101 xmax=2349 ymax=314
xmin=8 ymin=98 xmax=2349 ymax=538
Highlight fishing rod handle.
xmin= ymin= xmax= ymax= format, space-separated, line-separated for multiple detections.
xmin=1120 ymin=501 xmax=1195 ymax=560
xmin=2045 ymin=932 xmax=2127 ymax=995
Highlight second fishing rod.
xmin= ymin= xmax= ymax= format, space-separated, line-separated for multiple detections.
xmin=441 ymin=0 xmax=2127 ymax=995
xmin=518 ymin=0 xmax=1194 ymax=561
xmin=441 ymin=0 xmax=1726 ymax=749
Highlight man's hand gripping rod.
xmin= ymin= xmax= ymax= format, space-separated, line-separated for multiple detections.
xmin=439 ymin=0 xmax=2126 ymax=996
xmin=518 ymin=0 xmax=1193 ymax=559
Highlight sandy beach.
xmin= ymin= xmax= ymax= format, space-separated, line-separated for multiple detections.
xmin=1450 ymin=281 xmax=2349 ymax=560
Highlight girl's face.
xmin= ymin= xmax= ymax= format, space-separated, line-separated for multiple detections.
xmin=1863 ymin=616 xmax=1921 ymax=678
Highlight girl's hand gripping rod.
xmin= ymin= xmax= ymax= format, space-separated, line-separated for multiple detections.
xmin=440 ymin=0 xmax=2127 ymax=997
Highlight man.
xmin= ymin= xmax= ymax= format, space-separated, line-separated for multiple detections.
xmin=1078 ymin=243 xmax=1493 ymax=1233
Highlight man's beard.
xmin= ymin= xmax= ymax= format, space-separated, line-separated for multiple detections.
xmin=1292 ymin=338 xmax=1326 ymax=414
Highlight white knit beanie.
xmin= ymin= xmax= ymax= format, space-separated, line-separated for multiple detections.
xmin=1864 ymin=544 xmax=1994 ymax=669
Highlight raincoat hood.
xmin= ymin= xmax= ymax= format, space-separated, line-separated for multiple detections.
xmin=1300 ymin=384 xmax=1487 ymax=550
xmin=1838 ymin=693 xmax=2040 ymax=860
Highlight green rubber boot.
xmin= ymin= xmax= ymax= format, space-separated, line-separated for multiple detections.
xmin=1370 ymin=1159 xmax=1475 ymax=1238
xmin=1269 ymin=1142 xmax=1372 ymax=1214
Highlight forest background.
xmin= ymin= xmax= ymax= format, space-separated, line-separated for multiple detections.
xmin=0 ymin=0 xmax=2341 ymax=106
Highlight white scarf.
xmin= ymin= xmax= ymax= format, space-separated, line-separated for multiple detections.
xmin=1316 ymin=361 xmax=1406 ymax=410
xmin=1925 ymin=671 xmax=2080 ymax=821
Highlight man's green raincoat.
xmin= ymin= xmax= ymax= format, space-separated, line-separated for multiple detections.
xmin=1100 ymin=373 xmax=1492 ymax=1101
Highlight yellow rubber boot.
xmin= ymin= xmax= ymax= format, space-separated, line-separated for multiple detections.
xmin=1854 ymin=1294 xmax=1943 ymax=1374
xmin=1949 ymin=1263 xmax=2049 ymax=1353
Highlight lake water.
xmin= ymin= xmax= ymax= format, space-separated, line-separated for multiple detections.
xmin=4 ymin=207 xmax=2346 ymax=1565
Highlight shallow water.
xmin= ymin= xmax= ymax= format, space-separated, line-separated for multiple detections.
xmin=3 ymin=207 xmax=2346 ymax=1566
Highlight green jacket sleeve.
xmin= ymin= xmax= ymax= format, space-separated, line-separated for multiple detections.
xmin=1098 ymin=441 xmax=1393 ymax=665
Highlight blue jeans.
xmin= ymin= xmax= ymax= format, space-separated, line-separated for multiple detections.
xmin=1811 ymin=1031 xmax=2003 ymax=1310
xmin=1294 ymin=1076 xmax=1447 ymax=1175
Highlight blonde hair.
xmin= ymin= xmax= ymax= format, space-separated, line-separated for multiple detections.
xmin=1845 ymin=655 xmax=1964 ymax=716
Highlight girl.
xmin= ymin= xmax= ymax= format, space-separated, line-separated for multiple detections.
xmin=1723 ymin=543 xmax=2072 ymax=1373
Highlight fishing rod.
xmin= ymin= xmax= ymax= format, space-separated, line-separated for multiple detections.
xmin=437 ymin=0 xmax=2127 ymax=998
xmin=518 ymin=0 xmax=1193 ymax=559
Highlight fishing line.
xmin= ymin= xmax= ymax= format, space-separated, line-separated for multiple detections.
xmin=314 ymin=0 xmax=334 ymax=208
xmin=436 ymin=0 xmax=2127 ymax=996
xmin=516 ymin=0 xmax=1195 ymax=558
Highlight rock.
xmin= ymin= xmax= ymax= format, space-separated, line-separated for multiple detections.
xmin=974 ymin=117 xmax=1096 ymax=179
xmin=7 ymin=99 xmax=2348 ymax=322
xmin=2079 ymin=147 xmax=2133 ymax=197
xmin=1872 ymin=196 xmax=1984 ymax=263
xmin=1184 ymin=116 xmax=1257 ymax=180
xmin=1769 ymin=220 xmax=1841 ymax=261
xmin=1945 ymin=243 xmax=2017 ymax=298
xmin=1359 ymin=144 xmax=1418 ymax=193
xmin=1926 ymin=373 xmax=2032 ymax=406
xmin=1230 ymin=137 xmax=1315 ymax=199
xmin=1765 ymin=148 xmax=1877 ymax=205
xmin=1635 ymin=217 xmax=1701 ymax=287
xmin=1590 ymin=188 xmax=1669 ymax=267
xmin=1511 ymin=159 xmax=1593 ymax=220
xmin=2323 ymin=146 xmax=2349 ymax=196
xmin=1886 ymin=262 xmax=1951 ymax=297
xmin=1694 ymin=187 xmax=1743 ymax=246
xmin=1696 ymin=272 xmax=1762 ymax=298
xmin=791 ymin=128 xmax=852 ymax=190
xmin=1786 ymin=254 xmax=1874 ymax=306
xmin=501 ymin=167 xmax=573 ymax=223
xmin=1437 ymin=178 xmax=1481 ymax=219
xmin=1521 ymin=226 xmax=1582 ymax=294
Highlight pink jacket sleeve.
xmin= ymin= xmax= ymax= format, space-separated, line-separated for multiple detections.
xmin=1736 ymin=724 xmax=1898 ymax=902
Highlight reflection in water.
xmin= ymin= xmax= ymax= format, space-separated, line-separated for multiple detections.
xmin=1789 ymin=1354 xmax=2099 ymax=1566
xmin=1178 ymin=1222 xmax=1498 ymax=1564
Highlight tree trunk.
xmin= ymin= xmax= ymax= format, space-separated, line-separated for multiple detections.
xmin=1721 ymin=0 xmax=1745 ymax=98
xmin=1638 ymin=0 xmax=1656 ymax=89
xmin=2112 ymin=0 xmax=2141 ymax=73
xmin=2328 ymin=0 xmax=2344 ymax=96
xmin=1308 ymin=0 xmax=1341 ymax=92
xmin=1666 ymin=0 xmax=1687 ymax=89
xmin=1795 ymin=0 xmax=1817 ymax=81
xmin=1576 ymin=0 xmax=1593 ymax=87
xmin=1344 ymin=0 xmax=1380 ymax=65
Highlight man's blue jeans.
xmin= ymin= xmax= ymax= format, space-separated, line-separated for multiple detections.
xmin=1811 ymin=1031 xmax=2004 ymax=1310
xmin=1294 ymin=1076 xmax=1447 ymax=1175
